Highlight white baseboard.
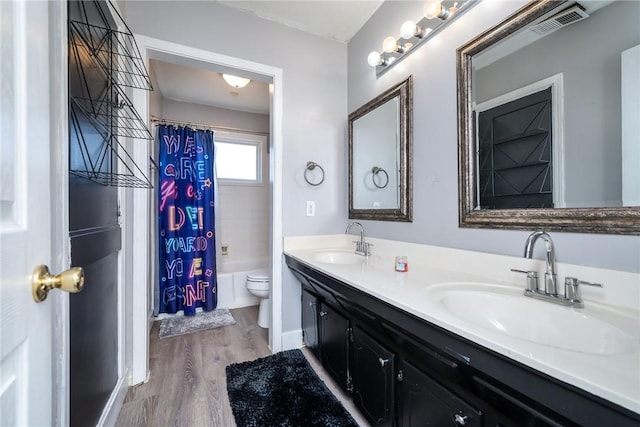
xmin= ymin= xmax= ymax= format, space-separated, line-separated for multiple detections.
xmin=96 ymin=370 xmax=129 ymax=427
xmin=281 ymin=329 xmax=303 ymax=351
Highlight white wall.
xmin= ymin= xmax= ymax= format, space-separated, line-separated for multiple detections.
xmin=124 ymin=1 xmax=348 ymax=333
xmin=348 ymin=0 xmax=640 ymax=273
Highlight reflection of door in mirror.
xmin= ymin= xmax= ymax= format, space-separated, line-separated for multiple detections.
xmin=478 ymin=88 xmax=552 ymax=209
xmin=352 ymin=97 xmax=400 ymax=210
xmin=472 ymin=0 xmax=639 ymax=209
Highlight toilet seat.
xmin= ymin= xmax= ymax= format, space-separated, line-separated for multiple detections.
xmin=247 ymin=270 xmax=269 ymax=282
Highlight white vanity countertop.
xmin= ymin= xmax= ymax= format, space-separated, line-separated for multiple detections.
xmin=283 ymin=235 xmax=640 ymax=415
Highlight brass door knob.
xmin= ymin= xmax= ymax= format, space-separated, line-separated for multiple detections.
xmin=32 ymin=265 xmax=84 ymax=302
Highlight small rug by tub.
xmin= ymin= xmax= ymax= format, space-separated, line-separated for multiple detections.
xmin=226 ymin=349 xmax=359 ymax=427
xmin=158 ymin=308 xmax=236 ymax=339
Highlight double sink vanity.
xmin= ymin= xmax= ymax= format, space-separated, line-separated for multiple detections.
xmin=284 ymin=234 xmax=640 ymax=426
xmin=323 ymin=0 xmax=640 ymax=424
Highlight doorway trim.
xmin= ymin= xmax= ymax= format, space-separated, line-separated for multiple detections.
xmin=130 ymin=35 xmax=284 ymax=383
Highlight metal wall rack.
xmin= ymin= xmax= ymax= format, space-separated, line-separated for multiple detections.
xmin=69 ymin=0 xmax=153 ymax=189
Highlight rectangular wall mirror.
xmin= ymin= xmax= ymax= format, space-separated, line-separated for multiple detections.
xmin=457 ymin=0 xmax=640 ymax=234
xmin=349 ymin=75 xmax=413 ymax=222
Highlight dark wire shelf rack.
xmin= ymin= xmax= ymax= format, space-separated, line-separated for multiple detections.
xmin=70 ymin=103 xmax=152 ymax=189
xmin=68 ymin=0 xmax=154 ymax=189
xmin=68 ymin=0 xmax=152 ymax=91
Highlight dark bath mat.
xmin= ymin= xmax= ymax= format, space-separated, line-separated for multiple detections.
xmin=226 ymin=349 xmax=359 ymax=427
xmin=158 ymin=308 xmax=236 ymax=339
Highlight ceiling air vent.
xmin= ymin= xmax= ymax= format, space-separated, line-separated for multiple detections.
xmin=530 ymin=4 xmax=589 ymax=36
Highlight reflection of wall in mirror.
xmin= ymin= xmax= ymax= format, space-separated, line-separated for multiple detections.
xmin=621 ymin=44 xmax=640 ymax=207
xmin=474 ymin=0 xmax=640 ymax=208
xmin=352 ymin=98 xmax=400 ymax=209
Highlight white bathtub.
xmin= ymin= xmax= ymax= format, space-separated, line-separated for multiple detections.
xmin=216 ymin=258 xmax=268 ymax=309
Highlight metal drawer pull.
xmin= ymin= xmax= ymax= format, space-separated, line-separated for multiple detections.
xmin=454 ymin=414 xmax=468 ymax=425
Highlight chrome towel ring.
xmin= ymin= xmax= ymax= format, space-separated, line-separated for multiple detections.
xmin=304 ymin=161 xmax=325 ymax=186
xmin=372 ymin=166 xmax=389 ymax=189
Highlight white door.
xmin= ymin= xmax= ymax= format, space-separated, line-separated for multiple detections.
xmin=1 ymin=1 xmax=66 ymax=425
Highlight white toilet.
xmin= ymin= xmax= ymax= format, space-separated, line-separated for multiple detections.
xmin=246 ymin=270 xmax=270 ymax=328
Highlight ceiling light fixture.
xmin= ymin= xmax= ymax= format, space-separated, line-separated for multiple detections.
xmin=222 ymin=74 xmax=251 ymax=89
xmin=367 ymin=0 xmax=478 ymax=77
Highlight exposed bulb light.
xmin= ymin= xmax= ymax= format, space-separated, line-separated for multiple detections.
xmin=449 ymin=2 xmax=459 ymax=15
xmin=382 ymin=36 xmax=405 ymax=53
xmin=424 ymin=0 xmax=451 ymax=20
xmin=222 ymin=74 xmax=251 ymax=88
xmin=400 ymin=20 xmax=425 ymax=39
xmin=367 ymin=51 xmax=387 ymax=67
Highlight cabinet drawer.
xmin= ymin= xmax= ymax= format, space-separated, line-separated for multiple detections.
xmin=399 ymin=360 xmax=482 ymax=427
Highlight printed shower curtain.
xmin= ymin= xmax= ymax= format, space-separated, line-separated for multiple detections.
xmin=157 ymin=125 xmax=217 ymax=315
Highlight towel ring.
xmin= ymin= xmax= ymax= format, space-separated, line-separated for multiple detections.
xmin=372 ymin=167 xmax=389 ymax=189
xmin=304 ymin=161 xmax=325 ymax=186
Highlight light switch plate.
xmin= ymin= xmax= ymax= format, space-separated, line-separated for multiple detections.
xmin=306 ymin=201 xmax=315 ymax=217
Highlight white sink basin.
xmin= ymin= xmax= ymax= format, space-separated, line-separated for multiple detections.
xmin=312 ymin=249 xmax=366 ymax=265
xmin=425 ymin=283 xmax=639 ymax=355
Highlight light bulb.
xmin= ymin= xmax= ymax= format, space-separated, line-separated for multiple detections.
xmin=449 ymin=1 xmax=459 ymax=15
xmin=367 ymin=51 xmax=383 ymax=67
xmin=424 ymin=0 xmax=449 ymax=20
xmin=400 ymin=21 xmax=418 ymax=39
xmin=383 ymin=36 xmax=399 ymax=53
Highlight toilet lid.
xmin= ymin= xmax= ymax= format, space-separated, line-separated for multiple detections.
xmin=247 ymin=270 xmax=269 ymax=281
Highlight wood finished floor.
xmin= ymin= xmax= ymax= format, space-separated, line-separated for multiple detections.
xmin=115 ymin=306 xmax=367 ymax=427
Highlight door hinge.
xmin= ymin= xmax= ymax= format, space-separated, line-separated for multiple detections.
xmin=347 ymin=375 xmax=353 ymax=394
xmin=397 ymin=369 xmax=404 ymax=382
xmin=347 ymin=327 xmax=354 ymax=343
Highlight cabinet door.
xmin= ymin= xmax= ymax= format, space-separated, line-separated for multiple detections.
xmin=319 ymin=302 xmax=350 ymax=392
xmin=400 ymin=360 xmax=482 ymax=427
xmin=352 ymin=326 xmax=395 ymax=427
xmin=302 ymin=289 xmax=320 ymax=359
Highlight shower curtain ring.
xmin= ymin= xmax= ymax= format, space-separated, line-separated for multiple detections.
xmin=304 ymin=161 xmax=325 ymax=186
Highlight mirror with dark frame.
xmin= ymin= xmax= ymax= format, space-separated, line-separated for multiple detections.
xmin=457 ymin=0 xmax=640 ymax=234
xmin=349 ymin=75 xmax=413 ymax=222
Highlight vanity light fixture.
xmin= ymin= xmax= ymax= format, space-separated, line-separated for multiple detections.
xmin=367 ymin=0 xmax=478 ymax=77
xmin=222 ymin=74 xmax=251 ymax=88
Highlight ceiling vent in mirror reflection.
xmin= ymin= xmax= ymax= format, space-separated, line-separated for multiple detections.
xmin=530 ymin=4 xmax=590 ymax=36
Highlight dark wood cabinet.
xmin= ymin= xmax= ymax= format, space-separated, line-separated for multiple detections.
xmin=319 ymin=302 xmax=350 ymax=393
xmin=399 ymin=360 xmax=482 ymax=427
xmin=288 ymin=255 xmax=640 ymax=427
xmin=302 ymin=289 xmax=320 ymax=359
xmin=352 ymin=325 xmax=396 ymax=427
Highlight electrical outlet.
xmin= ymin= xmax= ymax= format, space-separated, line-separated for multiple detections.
xmin=306 ymin=201 xmax=316 ymax=217
xmin=221 ymin=244 xmax=229 ymax=255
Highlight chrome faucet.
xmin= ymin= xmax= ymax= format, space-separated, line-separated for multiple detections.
xmin=345 ymin=222 xmax=371 ymax=256
xmin=512 ymin=231 xmax=603 ymax=308
xmin=524 ymin=231 xmax=558 ymax=295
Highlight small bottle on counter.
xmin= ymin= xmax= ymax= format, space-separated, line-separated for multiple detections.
xmin=395 ymin=256 xmax=408 ymax=272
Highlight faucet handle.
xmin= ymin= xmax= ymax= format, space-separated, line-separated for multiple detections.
xmin=564 ymin=277 xmax=603 ymax=303
xmin=511 ymin=268 xmax=539 ymax=292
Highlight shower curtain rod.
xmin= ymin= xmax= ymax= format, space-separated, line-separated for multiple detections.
xmin=150 ymin=115 xmax=269 ymax=137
